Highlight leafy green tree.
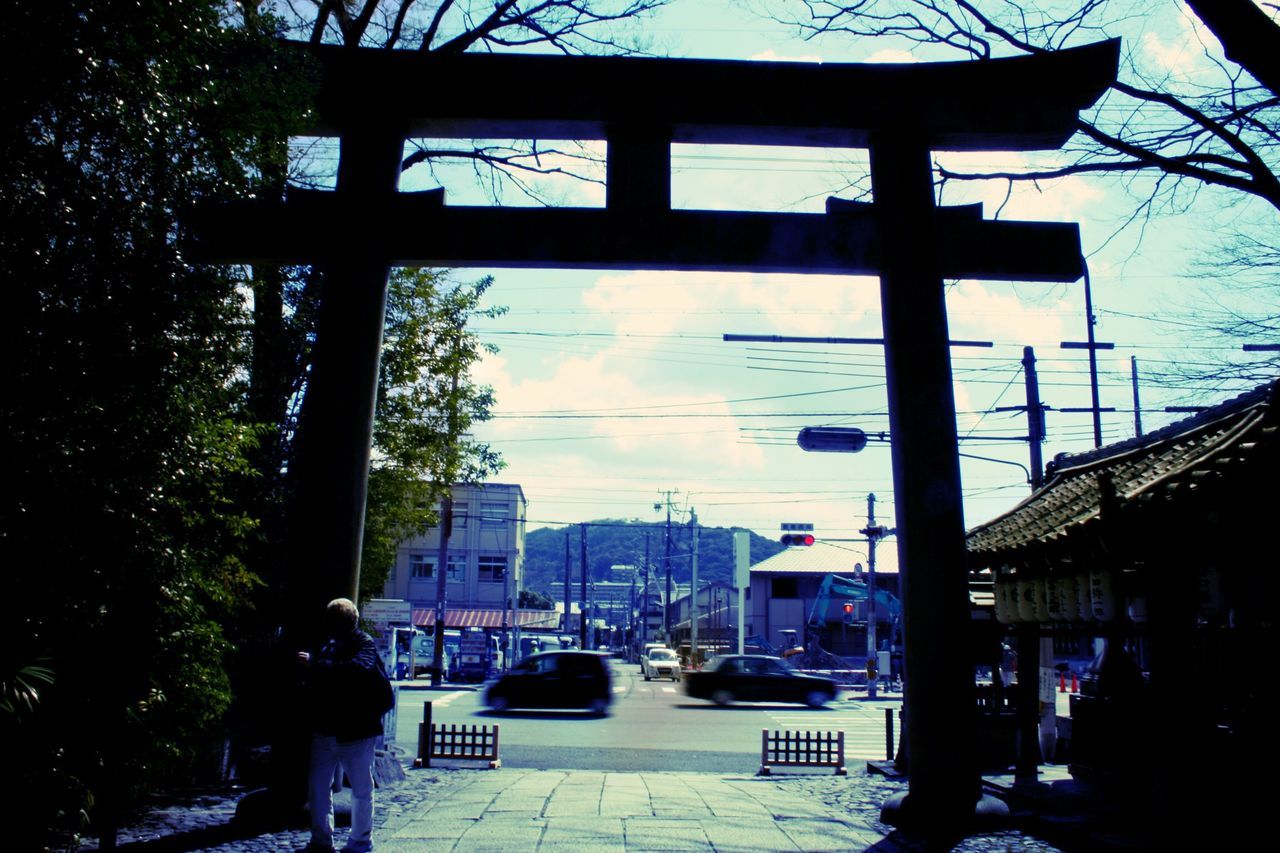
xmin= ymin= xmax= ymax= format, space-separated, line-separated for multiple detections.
xmin=0 ymin=2 xmax=308 ymax=846
xmin=520 ymin=589 xmax=557 ymax=610
xmin=360 ymin=269 xmax=506 ymax=600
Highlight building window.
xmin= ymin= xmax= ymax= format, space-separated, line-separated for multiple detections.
xmin=479 ymin=555 xmax=507 ymax=583
xmin=453 ymin=502 xmax=468 ymax=528
xmin=481 ymin=502 xmax=508 ymax=527
xmin=410 ymin=554 xmax=433 ymax=578
xmin=411 ymin=554 xmax=464 ymax=580
xmin=772 ymin=577 xmax=799 ymax=598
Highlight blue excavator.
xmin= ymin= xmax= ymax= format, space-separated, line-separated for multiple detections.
xmin=748 ymin=574 xmax=902 ymax=671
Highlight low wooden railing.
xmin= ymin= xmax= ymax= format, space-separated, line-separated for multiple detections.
xmin=758 ymin=729 xmax=846 ymax=776
xmin=414 ymin=701 xmax=501 ymax=769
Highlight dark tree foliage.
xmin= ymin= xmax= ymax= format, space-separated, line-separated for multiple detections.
xmin=0 ymin=2 xmax=308 ymax=846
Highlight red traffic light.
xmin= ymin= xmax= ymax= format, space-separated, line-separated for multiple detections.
xmin=780 ymin=533 xmax=815 ymax=546
xmin=842 ymin=601 xmax=854 ymax=614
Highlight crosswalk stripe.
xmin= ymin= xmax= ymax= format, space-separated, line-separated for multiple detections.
xmin=765 ymin=711 xmax=899 ymax=760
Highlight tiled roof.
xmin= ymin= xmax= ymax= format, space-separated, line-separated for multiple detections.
xmin=411 ymin=608 xmax=560 ymax=629
xmin=966 ymin=379 xmax=1279 ymax=559
xmin=749 ymin=541 xmax=894 ymax=575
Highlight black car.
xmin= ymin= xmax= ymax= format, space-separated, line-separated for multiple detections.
xmin=684 ymin=654 xmax=838 ymax=707
xmin=484 ymin=650 xmax=612 ymax=714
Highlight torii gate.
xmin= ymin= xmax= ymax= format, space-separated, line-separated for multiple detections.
xmin=189 ymin=39 xmax=1117 ymax=829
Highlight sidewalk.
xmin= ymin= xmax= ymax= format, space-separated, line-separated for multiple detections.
xmin=376 ymin=768 xmax=903 ymax=852
xmin=80 ymin=760 xmax=1111 ymax=852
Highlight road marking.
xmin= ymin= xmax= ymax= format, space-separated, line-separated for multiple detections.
xmin=425 ymin=690 xmax=466 ymax=707
xmin=766 ymin=711 xmax=900 ymax=761
xmin=661 ymin=686 xmax=677 ymax=693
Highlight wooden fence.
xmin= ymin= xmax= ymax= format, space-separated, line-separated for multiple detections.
xmin=414 ymin=701 xmax=501 ymax=769
xmin=759 ymin=729 xmax=846 ymax=776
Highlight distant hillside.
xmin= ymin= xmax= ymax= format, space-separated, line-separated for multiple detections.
xmin=522 ymin=521 xmax=785 ymax=596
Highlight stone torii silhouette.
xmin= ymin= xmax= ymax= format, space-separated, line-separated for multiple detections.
xmin=189 ymin=38 xmax=1118 ymax=832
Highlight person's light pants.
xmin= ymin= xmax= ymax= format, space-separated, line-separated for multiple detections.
xmin=308 ymin=733 xmax=377 ymax=851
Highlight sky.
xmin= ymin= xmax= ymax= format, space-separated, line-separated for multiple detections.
xmin=374 ymin=1 xmax=1278 ymax=572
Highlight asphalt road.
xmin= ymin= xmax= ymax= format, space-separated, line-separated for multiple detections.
xmin=391 ymin=660 xmax=904 ymax=772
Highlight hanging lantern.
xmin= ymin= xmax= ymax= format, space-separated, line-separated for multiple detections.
xmin=1089 ymin=568 xmax=1118 ymax=622
xmin=1034 ymin=577 xmax=1050 ymax=621
xmin=1047 ymin=574 xmax=1075 ymax=622
xmin=1197 ymin=565 xmax=1225 ymax=617
xmin=1076 ymin=572 xmax=1095 ymax=622
xmin=994 ymin=575 xmax=1018 ymax=624
xmin=1016 ymin=576 xmax=1042 ymax=622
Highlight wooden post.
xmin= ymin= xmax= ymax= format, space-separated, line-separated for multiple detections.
xmin=886 ymin=707 xmax=895 ymax=762
xmin=415 ymin=701 xmax=433 ymax=768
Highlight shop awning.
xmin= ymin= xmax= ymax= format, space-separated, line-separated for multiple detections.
xmin=411 ymin=608 xmax=560 ymax=630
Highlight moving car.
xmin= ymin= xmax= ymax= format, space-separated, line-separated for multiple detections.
xmin=484 ymin=650 xmax=612 ymax=714
xmin=683 ymin=654 xmax=838 ymax=708
xmin=639 ymin=642 xmax=669 ymax=672
xmin=641 ymin=647 xmax=681 ymax=681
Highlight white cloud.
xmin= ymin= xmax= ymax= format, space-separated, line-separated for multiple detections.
xmin=864 ymin=48 xmax=917 ymax=64
xmin=750 ymin=48 xmax=824 ymax=63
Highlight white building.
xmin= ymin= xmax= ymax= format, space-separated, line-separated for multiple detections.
xmin=381 ymin=483 xmax=553 ymax=635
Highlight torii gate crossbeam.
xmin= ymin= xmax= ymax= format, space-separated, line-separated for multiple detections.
xmin=187 ymin=39 xmax=1118 ymax=833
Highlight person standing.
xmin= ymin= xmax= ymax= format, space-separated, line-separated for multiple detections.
xmin=297 ymin=598 xmax=387 ymax=852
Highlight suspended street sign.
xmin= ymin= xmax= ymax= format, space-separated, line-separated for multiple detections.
xmin=797 ymin=426 xmax=868 ymax=453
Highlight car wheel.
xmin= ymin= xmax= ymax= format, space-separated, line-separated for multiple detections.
xmin=488 ymin=695 xmax=510 ymax=712
xmin=711 ymin=689 xmax=733 ymax=706
xmin=805 ymin=690 xmax=828 ymax=708
xmin=588 ymin=697 xmax=608 ymax=715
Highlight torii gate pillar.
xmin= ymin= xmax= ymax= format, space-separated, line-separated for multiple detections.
xmin=871 ymin=137 xmax=990 ymax=825
xmin=286 ymin=128 xmax=403 ymax=622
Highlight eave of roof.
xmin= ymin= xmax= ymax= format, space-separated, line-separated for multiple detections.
xmin=966 ymin=379 xmax=1279 ymax=559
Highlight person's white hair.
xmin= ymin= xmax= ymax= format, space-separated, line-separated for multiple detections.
xmin=326 ymin=597 xmax=359 ymax=629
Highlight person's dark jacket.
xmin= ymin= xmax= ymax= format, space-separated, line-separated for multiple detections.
xmin=307 ymin=628 xmax=385 ymax=743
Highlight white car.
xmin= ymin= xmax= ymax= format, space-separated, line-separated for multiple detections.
xmin=639 ymin=642 xmax=668 ymax=672
xmin=642 ymin=647 xmax=682 ymax=681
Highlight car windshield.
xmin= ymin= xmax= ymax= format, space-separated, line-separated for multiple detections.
xmin=649 ymin=649 xmax=676 ymax=661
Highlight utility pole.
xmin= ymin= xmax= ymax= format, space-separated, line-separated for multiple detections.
xmin=1023 ymin=346 xmax=1046 ymax=490
xmin=656 ymin=489 xmax=677 ymax=643
xmin=641 ymin=532 xmax=650 ymax=654
xmin=430 ymin=494 xmax=453 ymax=686
xmin=1131 ymin=356 xmax=1143 ymax=438
xmin=579 ymin=523 xmax=589 ymax=650
xmin=563 ymin=531 xmax=571 ymax=640
xmin=430 ymin=356 xmax=461 ymax=687
xmin=689 ymin=508 xmax=699 ymax=667
xmin=860 ymin=494 xmax=887 ymax=700
xmin=1060 ymin=269 xmax=1114 ymax=449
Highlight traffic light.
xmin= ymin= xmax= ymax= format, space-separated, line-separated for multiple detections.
xmin=780 ymin=533 xmax=815 ymax=546
xmin=842 ymin=601 xmax=855 ymax=624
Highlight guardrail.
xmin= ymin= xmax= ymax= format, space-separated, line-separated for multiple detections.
xmin=758 ymin=729 xmax=846 ymax=776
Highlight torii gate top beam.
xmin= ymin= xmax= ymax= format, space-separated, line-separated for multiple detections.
xmin=304 ymin=39 xmax=1119 ymax=151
